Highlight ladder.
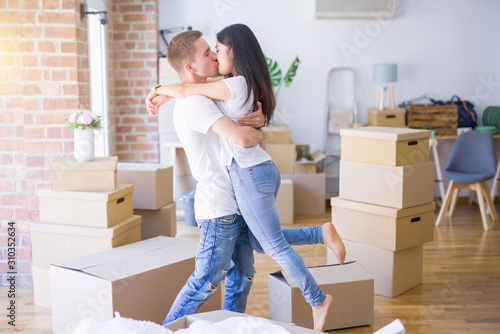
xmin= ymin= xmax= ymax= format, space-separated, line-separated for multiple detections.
xmin=323 ymin=67 xmax=358 ymax=199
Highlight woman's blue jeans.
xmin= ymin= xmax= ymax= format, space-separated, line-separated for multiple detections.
xmin=228 ymin=159 xmax=326 ymax=307
xmin=163 ymin=214 xmax=255 ymax=325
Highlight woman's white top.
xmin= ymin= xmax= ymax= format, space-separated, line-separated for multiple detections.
xmin=214 ymin=76 xmax=271 ymax=168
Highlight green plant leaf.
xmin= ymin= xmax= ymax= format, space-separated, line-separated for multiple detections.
xmin=283 ymin=56 xmax=300 ymax=88
xmin=265 ymin=55 xmax=282 ymax=87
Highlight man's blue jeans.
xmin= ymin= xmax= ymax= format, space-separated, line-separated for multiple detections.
xmin=228 ymin=159 xmax=327 ymax=307
xmin=163 ymin=214 xmax=255 ymax=325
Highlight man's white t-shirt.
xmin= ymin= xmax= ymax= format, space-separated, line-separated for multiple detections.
xmin=173 ymin=95 xmax=240 ymax=220
xmin=214 ymin=76 xmax=271 ymax=168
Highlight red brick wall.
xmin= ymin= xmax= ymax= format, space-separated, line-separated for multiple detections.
xmin=0 ymin=0 xmax=159 ymax=287
xmin=111 ymin=0 xmax=159 ymax=162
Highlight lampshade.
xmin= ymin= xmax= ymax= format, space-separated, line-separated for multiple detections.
xmin=373 ymin=63 xmax=397 ymax=83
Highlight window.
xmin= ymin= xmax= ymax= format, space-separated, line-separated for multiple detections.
xmin=87 ymin=0 xmax=109 ymax=157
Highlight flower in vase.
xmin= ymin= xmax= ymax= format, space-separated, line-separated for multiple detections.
xmin=66 ymin=105 xmax=102 ymax=132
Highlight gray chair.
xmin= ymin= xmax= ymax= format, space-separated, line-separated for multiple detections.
xmin=435 ymin=132 xmax=498 ymax=230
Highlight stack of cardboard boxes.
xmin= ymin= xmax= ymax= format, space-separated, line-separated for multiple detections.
xmin=263 ymin=131 xmax=375 ymax=332
xmin=117 ymin=163 xmax=176 ymax=238
xmin=31 ymin=156 xmax=142 ymax=309
xmin=264 ymin=125 xmax=296 ymax=224
xmin=264 ymin=125 xmax=327 ymax=222
xmin=329 ymin=126 xmax=436 ymax=297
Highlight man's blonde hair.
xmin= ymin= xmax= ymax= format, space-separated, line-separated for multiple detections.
xmin=167 ymin=30 xmax=203 ymax=73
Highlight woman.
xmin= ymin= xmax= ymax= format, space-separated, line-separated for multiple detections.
xmin=154 ymin=24 xmax=344 ymax=331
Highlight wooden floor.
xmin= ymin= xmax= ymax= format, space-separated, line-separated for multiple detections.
xmin=1 ymin=202 xmax=500 ymax=333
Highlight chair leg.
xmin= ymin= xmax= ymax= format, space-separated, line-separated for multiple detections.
xmin=480 ymin=181 xmax=498 ymax=222
xmin=436 ymin=181 xmax=456 ymax=226
xmin=430 ymin=138 xmax=446 ymax=206
xmin=490 ymin=156 xmax=500 ymax=200
xmin=474 ymin=183 xmax=490 ymax=230
xmin=448 ymin=188 xmax=460 ymax=217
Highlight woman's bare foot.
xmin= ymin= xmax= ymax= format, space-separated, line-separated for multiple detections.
xmin=323 ymin=222 xmax=346 ymax=264
xmin=312 ymin=294 xmax=333 ymax=332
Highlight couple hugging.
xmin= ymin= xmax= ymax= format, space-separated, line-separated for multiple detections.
xmin=145 ymin=24 xmax=346 ymax=332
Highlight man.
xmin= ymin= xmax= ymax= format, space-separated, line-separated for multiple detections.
xmin=146 ymin=30 xmax=345 ymax=326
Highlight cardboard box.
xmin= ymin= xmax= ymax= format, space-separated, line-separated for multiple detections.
xmin=295 ymin=150 xmax=326 ymax=174
xmin=268 ymin=262 xmax=374 ymax=331
xmin=32 ymin=265 xmax=51 ymax=309
xmin=262 ymin=125 xmax=291 ymax=144
xmin=340 ymin=126 xmax=431 ymax=166
xmin=30 ymin=215 xmax=142 ymax=267
xmin=276 ymin=179 xmax=293 ymax=224
xmin=134 ymin=202 xmax=176 ymax=239
xmin=50 ymin=236 xmax=221 ymax=334
xmin=117 ymin=163 xmax=173 ymax=210
xmin=368 ymin=108 xmax=406 ymax=127
xmin=327 ymin=241 xmax=423 ymax=298
xmin=265 ymin=143 xmax=296 ymax=175
xmin=282 ymin=173 xmax=326 ymax=215
xmin=165 ymin=310 xmax=318 ymax=333
xmin=38 ymin=184 xmax=134 ymax=228
xmin=339 ymin=160 xmax=434 ymax=209
xmin=331 ymin=197 xmax=435 ymax=251
xmin=51 ymin=156 xmax=118 ymax=192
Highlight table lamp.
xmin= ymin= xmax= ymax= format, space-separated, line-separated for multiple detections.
xmin=373 ymin=63 xmax=397 ymax=111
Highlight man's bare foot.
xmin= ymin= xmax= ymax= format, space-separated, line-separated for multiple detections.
xmin=323 ymin=222 xmax=346 ymax=264
xmin=312 ymin=294 xmax=333 ymax=332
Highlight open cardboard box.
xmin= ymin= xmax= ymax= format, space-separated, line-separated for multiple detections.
xmin=51 ymin=156 xmax=118 ymax=192
xmin=50 ymin=236 xmax=221 ymax=334
xmin=165 ymin=310 xmax=319 ymax=333
xmin=268 ymin=262 xmax=374 ymax=331
xmin=295 ymin=150 xmax=326 ymax=174
xmin=165 ymin=310 xmax=405 ymax=334
xmin=117 ymin=163 xmax=173 ymax=210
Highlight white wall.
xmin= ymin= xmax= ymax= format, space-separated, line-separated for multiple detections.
xmin=158 ymin=0 xmax=500 ymax=152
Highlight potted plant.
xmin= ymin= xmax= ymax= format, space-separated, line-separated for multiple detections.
xmin=266 ymin=55 xmax=300 ymax=124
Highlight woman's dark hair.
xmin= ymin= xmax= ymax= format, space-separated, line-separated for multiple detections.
xmin=216 ymin=24 xmax=275 ymax=122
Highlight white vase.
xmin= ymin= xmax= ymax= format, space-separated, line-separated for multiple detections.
xmin=74 ymin=128 xmax=95 ymax=162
